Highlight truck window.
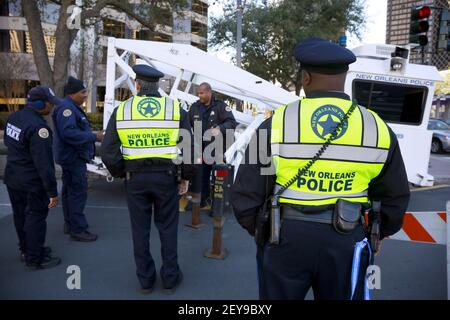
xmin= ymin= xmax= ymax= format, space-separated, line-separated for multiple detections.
xmin=352 ymin=80 xmax=428 ymax=125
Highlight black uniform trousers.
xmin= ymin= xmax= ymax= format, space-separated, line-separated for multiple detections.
xmin=189 ymin=163 xmax=212 ymax=204
xmin=257 ymin=219 xmax=370 ymax=300
xmin=61 ymin=159 xmax=89 ymax=234
xmin=125 ymin=171 xmax=180 ymax=289
xmin=6 ymin=187 xmax=49 ymax=264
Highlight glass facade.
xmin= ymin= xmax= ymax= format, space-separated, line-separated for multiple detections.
xmin=0 ymin=0 xmax=209 ymax=110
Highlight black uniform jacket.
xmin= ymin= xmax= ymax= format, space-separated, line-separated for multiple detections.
xmin=188 ymin=97 xmax=237 ymax=133
xmin=230 ymin=91 xmax=410 ymax=239
xmin=4 ymin=108 xmax=57 ymax=198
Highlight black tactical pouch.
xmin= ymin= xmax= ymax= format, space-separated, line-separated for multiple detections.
xmin=333 ymin=199 xmax=362 ymax=234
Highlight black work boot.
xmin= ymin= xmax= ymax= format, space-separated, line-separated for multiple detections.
xmin=70 ymin=230 xmax=98 ymax=242
xmin=163 ymin=271 xmax=183 ymax=295
xmin=26 ymin=255 xmax=61 ymax=270
xmin=20 ymin=246 xmax=52 ymax=263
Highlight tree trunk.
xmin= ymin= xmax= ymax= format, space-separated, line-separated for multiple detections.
xmin=52 ymin=0 xmax=80 ymax=97
xmin=22 ymin=0 xmax=54 ymax=88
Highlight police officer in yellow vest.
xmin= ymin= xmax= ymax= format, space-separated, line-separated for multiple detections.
xmin=230 ymin=38 xmax=410 ymax=300
xmin=101 ymin=63 xmax=195 ymax=294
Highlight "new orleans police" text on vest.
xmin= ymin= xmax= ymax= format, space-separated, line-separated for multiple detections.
xmin=116 ymin=96 xmax=181 ymax=160
xmin=271 ymin=97 xmax=391 ymax=206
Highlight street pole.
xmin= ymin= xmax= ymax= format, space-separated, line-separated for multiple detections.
xmin=236 ymin=0 xmax=243 ymax=110
xmin=236 ymin=0 xmax=242 ymax=68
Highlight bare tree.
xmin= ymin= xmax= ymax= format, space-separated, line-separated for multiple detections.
xmin=22 ymin=0 xmax=187 ymax=97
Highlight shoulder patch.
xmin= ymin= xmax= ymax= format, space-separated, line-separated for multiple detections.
xmin=63 ymin=109 xmax=72 ymax=117
xmin=38 ymin=128 xmax=49 ymax=139
xmin=225 ymin=106 xmax=232 ymax=112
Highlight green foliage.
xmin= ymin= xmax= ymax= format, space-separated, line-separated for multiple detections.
xmin=86 ymin=113 xmax=104 ymax=131
xmin=210 ymin=0 xmax=366 ymax=94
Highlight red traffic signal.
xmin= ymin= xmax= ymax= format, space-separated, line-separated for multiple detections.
xmin=411 ymin=6 xmax=431 ymax=20
xmin=410 ymin=6 xmax=431 ymax=47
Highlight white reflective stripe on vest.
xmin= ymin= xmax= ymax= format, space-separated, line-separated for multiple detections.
xmin=275 ymin=185 xmax=368 ymax=200
xmin=165 ymin=98 xmax=174 ymax=120
xmin=122 ymin=146 xmax=178 ymax=156
xmin=272 ymin=143 xmax=389 ymax=163
xmin=284 ymin=101 xmax=300 ymax=143
xmin=117 ymin=120 xmax=179 ymax=129
xmin=123 ymin=98 xmax=133 ymax=120
xmin=359 ymin=107 xmax=378 ymax=147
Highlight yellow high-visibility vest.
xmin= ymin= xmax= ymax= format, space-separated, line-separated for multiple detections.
xmin=116 ymin=96 xmax=181 ymax=160
xmin=271 ymin=97 xmax=391 ymax=206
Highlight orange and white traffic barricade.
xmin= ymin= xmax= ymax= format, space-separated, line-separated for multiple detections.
xmin=387 ymin=202 xmax=450 ymax=299
xmin=389 ymin=211 xmax=447 ymax=244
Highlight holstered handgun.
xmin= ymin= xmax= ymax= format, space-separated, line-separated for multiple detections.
xmin=269 ymin=196 xmax=281 ymax=245
xmin=369 ymin=201 xmax=381 ymax=254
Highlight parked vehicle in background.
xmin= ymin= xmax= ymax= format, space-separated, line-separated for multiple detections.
xmin=428 ymin=119 xmax=450 ymax=153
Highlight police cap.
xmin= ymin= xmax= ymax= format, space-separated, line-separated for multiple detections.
xmin=293 ymin=37 xmax=356 ymax=75
xmin=27 ymin=86 xmax=61 ymax=105
xmin=132 ymin=64 xmax=164 ymax=82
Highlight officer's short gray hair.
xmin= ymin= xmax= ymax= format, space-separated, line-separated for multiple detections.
xmin=136 ymin=79 xmax=159 ymax=93
xmin=199 ymin=82 xmax=212 ymax=92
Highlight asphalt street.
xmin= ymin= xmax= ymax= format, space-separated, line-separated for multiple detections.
xmin=429 ymin=153 xmax=450 ymax=184
xmin=0 ymin=176 xmax=448 ymax=300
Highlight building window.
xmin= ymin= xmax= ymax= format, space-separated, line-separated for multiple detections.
xmin=102 ymin=18 xmax=126 ymax=38
xmin=25 ymin=32 xmax=56 ymax=57
xmin=191 ymin=41 xmax=207 ymax=51
xmin=0 ymin=0 xmax=21 ymax=17
xmin=191 ymin=20 xmax=207 ymax=39
xmin=9 ymin=30 xmax=26 ymax=53
xmin=192 ymin=0 xmax=208 ymax=16
xmin=136 ymin=29 xmax=172 ymax=42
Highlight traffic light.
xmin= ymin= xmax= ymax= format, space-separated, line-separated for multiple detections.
xmin=409 ymin=5 xmax=431 ymax=46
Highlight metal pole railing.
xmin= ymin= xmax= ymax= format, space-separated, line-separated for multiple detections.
xmin=204 ymin=165 xmax=233 ymax=260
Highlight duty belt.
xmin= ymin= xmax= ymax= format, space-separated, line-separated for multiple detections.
xmin=281 ymin=205 xmax=333 ymax=224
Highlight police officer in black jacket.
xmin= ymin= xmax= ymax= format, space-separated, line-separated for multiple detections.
xmin=231 ymin=38 xmax=410 ymax=300
xmin=101 ymin=64 xmax=196 ymax=294
xmin=3 ymin=86 xmax=61 ymax=270
xmin=187 ymin=83 xmax=237 ymax=208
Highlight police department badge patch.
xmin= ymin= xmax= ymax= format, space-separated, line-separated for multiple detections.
xmin=137 ymin=98 xmax=161 ymax=118
xmin=38 ymin=128 xmax=49 ymax=139
xmin=311 ymin=105 xmax=348 ymax=140
xmin=225 ymin=106 xmax=232 ymax=112
xmin=63 ymin=109 xmax=72 ymax=117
